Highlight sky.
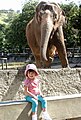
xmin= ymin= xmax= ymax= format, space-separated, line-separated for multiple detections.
xmin=0 ymin=0 xmax=81 ymax=11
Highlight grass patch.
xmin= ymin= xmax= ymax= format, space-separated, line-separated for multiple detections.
xmin=0 ymin=62 xmax=27 ymax=69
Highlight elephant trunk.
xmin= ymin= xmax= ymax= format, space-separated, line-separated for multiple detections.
xmin=41 ymin=15 xmax=54 ymax=61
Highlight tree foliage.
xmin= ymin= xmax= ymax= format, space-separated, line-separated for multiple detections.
xmin=0 ymin=9 xmax=20 ymax=52
xmin=5 ymin=1 xmax=38 ymax=53
xmin=61 ymin=2 xmax=80 ymax=47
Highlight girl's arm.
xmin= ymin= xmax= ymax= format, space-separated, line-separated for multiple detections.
xmin=39 ymin=82 xmax=44 ymax=97
xmin=24 ymin=85 xmax=38 ymax=100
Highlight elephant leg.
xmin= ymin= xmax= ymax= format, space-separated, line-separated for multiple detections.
xmin=54 ymin=28 xmax=69 ymax=68
xmin=26 ymin=23 xmax=42 ymax=68
xmin=43 ymin=60 xmax=52 ymax=68
xmin=29 ymin=45 xmax=42 ymax=68
xmin=27 ymin=44 xmax=42 ymax=68
xmin=34 ymin=53 xmax=42 ymax=68
xmin=29 ymin=46 xmax=42 ymax=68
xmin=56 ymin=42 xmax=69 ymax=68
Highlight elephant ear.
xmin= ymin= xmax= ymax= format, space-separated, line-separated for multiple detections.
xmin=51 ymin=2 xmax=66 ymax=26
xmin=35 ymin=1 xmax=47 ymax=23
xmin=57 ymin=8 xmax=67 ymax=27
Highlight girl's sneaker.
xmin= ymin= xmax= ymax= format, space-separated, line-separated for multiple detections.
xmin=42 ymin=111 xmax=52 ymax=120
xmin=32 ymin=114 xmax=37 ymax=120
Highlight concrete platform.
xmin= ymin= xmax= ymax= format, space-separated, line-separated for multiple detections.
xmin=0 ymin=94 xmax=81 ymax=120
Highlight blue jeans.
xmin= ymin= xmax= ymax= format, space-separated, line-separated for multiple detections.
xmin=25 ymin=95 xmax=47 ymax=112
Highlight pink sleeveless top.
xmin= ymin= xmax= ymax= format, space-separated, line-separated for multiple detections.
xmin=24 ymin=78 xmax=40 ymax=95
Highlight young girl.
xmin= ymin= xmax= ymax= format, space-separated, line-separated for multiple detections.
xmin=24 ymin=64 xmax=52 ymax=120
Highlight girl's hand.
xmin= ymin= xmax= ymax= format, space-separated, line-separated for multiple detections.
xmin=34 ymin=95 xmax=38 ymax=100
xmin=40 ymin=93 xmax=44 ymax=98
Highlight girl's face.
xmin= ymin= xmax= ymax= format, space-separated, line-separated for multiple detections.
xmin=27 ymin=69 xmax=37 ymax=80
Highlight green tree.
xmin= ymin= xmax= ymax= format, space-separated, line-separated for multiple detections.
xmin=61 ymin=2 xmax=80 ymax=48
xmin=0 ymin=23 xmax=6 ymax=52
xmin=0 ymin=9 xmax=20 ymax=53
xmin=5 ymin=1 xmax=38 ymax=53
xmin=77 ymin=5 xmax=81 ymax=46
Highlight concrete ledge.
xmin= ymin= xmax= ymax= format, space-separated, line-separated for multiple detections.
xmin=0 ymin=94 xmax=81 ymax=120
xmin=47 ymin=94 xmax=81 ymax=120
xmin=0 ymin=100 xmax=40 ymax=120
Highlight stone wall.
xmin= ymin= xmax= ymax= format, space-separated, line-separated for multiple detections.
xmin=0 ymin=68 xmax=81 ymax=101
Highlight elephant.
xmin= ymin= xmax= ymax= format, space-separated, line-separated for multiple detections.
xmin=26 ymin=1 xmax=69 ymax=68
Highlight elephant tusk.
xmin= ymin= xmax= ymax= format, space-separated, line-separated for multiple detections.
xmin=50 ymin=28 xmax=55 ymax=39
xmin=49 ymin=57 xmax=54 ymax=62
